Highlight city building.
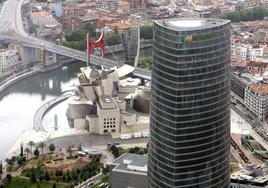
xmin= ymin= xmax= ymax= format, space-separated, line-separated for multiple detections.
xmin=109 ymin=153 xmax=148 ymax=188
xmin=148 ymin=18 xmax=231 ymax=187
xmin=198 ymin=8 xmax=221 ymax=18
xmin=96 ymin=0 xmax=118 ymax=12
xmin=31 ymin=11 xmax=59 ymax=27
xmin=62 ymin=6 xmax=86 ymax=31
xmin=117 ymin=0 xmax=131 ymax=13
xmin=0 ymin=49 xmax=21 ymax=77
xmin=245 ymin=84 xmax=268 ymax=120
xmin=231 ymin=163 xmax=268 ymax=187
xmin=231 ymin=72 xmax=250 ymax=101
xmin=232 ymin=43 xmax=266 ymax=61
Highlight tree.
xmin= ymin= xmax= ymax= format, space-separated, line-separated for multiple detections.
xmin=49 ymin=143 xmax=56 ymax=153
xmin=138 ymin=58 xmax=152 ymax=70
xmin=55 ymin=169 xmax=63 ymax=182
xmin=28 ymin=141 xmax=35 ymax=154
xmin=62 ymin=172 xmax=66 ymax=182
xmin=39 ymin=142 xmax=46 ymax=155
xmin=52 ymin=183 xmax=57 ymax=188
xmin=105 ymin=34 xmax=121 ymax=46
xmin=0 ymin=163 xmax=2 ymax=174
xmin=44 ymin=170 xmax=50 ymax=181
xmin=220 ymin=7 xmax=268 ymax=22
xmin=4 ymin=174 xmax=12 ymax=184
xmin=24 ymin=148 xmax=30 ymax=159
xmin=5 ymin=158 xmax=13 ymax=166
xmin=29 ymin=24 xmax=39 ymax=34
xmin=66 ymin=170 xmax=72 ymax=182
xmin=110 ymin=145 xmax=119 ymax=158
xmin=34 ymin=148 xmax=40 ymax=157
xmin=65 ymin=30 xmax=85 ymax=41
xmin=83 ymin=23 xmax=96 ymax=37
xmin=20 ymin=143 xmax=23 ymax=157
xmin=11 ymin=156 xmax=17 ymax=162
xmin=30 ymin=170 xmax=37 ymax=182
xmin=17 ymin=157 xmax=26 ymax=166
xmin=140 ymin=25 xmax=153 ymax=40
xmin=71 ymin=170 xmax=78 ymax=180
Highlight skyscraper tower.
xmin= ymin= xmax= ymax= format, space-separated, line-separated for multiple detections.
xmin=148 ymin=18 xmax=231 ymax=187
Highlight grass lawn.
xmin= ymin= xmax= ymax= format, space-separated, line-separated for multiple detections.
xmin=5 ymin=176 xmax=71 ymax=188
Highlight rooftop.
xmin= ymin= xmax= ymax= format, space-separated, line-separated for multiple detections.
xmin=155 ymin=18 xmax=230 ymax=31
xmin=250 ymin=84 xmax=268 ymax=94
xmin=231 ymin=163 xmax=268 ymax=186
xmin=111 ymin=153 xmax=147 ymax=174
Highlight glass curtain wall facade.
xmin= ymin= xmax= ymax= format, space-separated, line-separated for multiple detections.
xmin=148 ymin=19 xmax=231 ymax=188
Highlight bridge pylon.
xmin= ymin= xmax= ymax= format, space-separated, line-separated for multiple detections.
xmin=39 ymin=43 xmax=45 ymax=68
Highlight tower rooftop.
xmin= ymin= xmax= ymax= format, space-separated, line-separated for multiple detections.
xmin=155 ymin=18 xmax=230 ymax=31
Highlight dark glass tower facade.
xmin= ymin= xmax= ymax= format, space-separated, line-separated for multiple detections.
xmin=148 ymin=18 xmax=231 ymax=188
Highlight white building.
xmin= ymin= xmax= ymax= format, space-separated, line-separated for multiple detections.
xmin=95 ymin=0 xmax=118 ymax=11
xmin=244 ymin=84 xmax=268 ymax=120
xmin=0 ymin=49 xmax=20 ymax=76
xmin=231 ymin=163 xmax=268 ymax=187
xmin=250 ymin=45 xmax=265 ymax=61
xmin=92 ymin=96 xmax=120 ymax=134
xmin=232 ymin=43 xmax=265 ymax=61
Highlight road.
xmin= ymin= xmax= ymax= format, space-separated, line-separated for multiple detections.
xmin=43 ymin=133 xmax=148 ymax=154
xmin=0 ymin=0 xmax=152 ymax=80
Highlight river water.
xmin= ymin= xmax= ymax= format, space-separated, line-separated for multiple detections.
xmin=0 ymin=62 xmax=83 ymax=158
xmin=0 ymin=48 xmax=152 ymax=158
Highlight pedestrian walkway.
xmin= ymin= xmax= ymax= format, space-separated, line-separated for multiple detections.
xmin=33 ymin=93 xmax=73 ymax=131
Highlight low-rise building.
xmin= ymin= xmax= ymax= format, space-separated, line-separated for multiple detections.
xmin=62 ymin=5 xmax=86 ymax=30
xmin=36 ymin=26 xmax=63 ymax=42
xmin=232 ymin=43 xmax=266 ymax=61
xmin=231 ymin=163 xmax=268 ymax=187
xmin=245 ymin=84 xmax=268 ymax=120
xmin=109 ymin=153 xmax=148 ymax=188
xmin=231 ymin=73 xmax=250 ymax=101
xmin=0 ymin=49 xmax=21 ymax=77
xmin=32 ymin=11 xmax=58 ymax=27
xmin=96 ymin=0 xmax=118 ymax=12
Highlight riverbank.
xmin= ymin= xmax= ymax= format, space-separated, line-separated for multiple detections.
xmin=0 ymin=67 xmax=40 ymax=94
xmin=0 ymin=60 xmax=79 ymax=159
xmin=0 ymin=59 xmax=78 ymax=94
xmin=6 ymin=129 xmax=89 ymax=158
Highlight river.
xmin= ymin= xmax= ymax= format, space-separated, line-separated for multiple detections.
xmin=0 ymin=62 xmax=83 ymax=158
xmin=0 ymin=48 xmax=152 ymax=158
